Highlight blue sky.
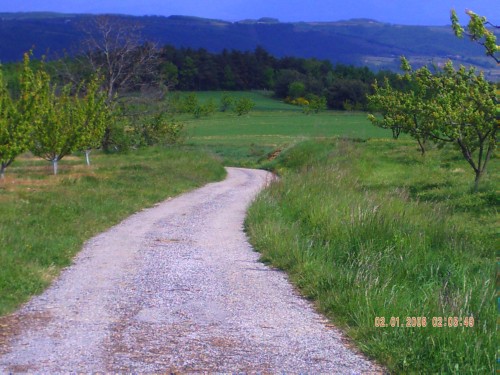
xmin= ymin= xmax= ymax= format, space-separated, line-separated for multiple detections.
xmin=0 ymin=0 xmax=498 ymax=25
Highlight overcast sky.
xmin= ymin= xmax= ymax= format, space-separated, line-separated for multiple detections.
xmin=0 ymin=0 xmax=498 ymax=26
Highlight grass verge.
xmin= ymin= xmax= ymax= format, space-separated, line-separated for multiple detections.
xmin=246 ymin=139 xmax=497 ymax=373
xmin=0 ymin=146 xmax=225 ymax=315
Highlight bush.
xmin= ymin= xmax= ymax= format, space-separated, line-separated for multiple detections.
xmin=182 ymin=93 xmax=198 ymax=113
xmin=220 ymin=93 xmax=234 ymax=112
xmin=134 ymin=112 xmax=184 ymax=146
xmin=102 ymin=117 xmax=134 ymax=153
xmin=288 ymin=81 xmax=306 ymax=99
xmin=234 ymin=97 xmax=255 ymax=116
xmin=303 ymin=95 xmax=327 ymax=114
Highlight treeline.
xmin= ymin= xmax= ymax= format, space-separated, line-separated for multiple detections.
xmin=0 ymin=45 xmax=400 ymax=111
xmin=158 ymin=45 xmax=398 ymax=110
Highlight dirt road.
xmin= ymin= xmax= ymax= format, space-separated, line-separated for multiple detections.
xmin=0 ymin=167 xmax=380 ymax=373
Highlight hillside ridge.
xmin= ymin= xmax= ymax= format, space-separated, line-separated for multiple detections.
xmin=0 ymin=12 xmax=497 ymax=78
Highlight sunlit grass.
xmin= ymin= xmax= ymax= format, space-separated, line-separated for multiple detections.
xmin=246 ymin=139 xmax=497 ymax=373
xmin=177 ymin=91 xmax=391 ymax=166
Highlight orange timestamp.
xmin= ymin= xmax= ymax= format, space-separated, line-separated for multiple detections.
xmin=374 ymin=316 xmax=475 ymax=328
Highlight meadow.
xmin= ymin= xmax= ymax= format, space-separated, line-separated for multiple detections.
xmin=1 ymin=91 xmax=384 ymax=315
xmin=179 ymin=91 xmax=390 ymax=166
xmin=0 ymin=91 xmax=497 ymax=373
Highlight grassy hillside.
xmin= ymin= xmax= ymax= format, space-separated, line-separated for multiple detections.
xmin=245 ymin=139 xmax=497 ymax=373
xmin=180 ymin=91 xmax=391 ymax=166
xmin=0 ymin=12 xmax=497 ymax=79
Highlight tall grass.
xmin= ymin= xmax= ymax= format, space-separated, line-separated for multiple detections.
xmin=246 ymin=139 xmax=496 ymax=373
xmin=0 ymin=146 xmax=225 ymax=315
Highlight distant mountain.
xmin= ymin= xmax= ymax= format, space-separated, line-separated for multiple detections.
xmin=0 ymin=12 xmax=497 ymax=79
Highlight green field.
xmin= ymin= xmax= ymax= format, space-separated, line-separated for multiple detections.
xmin=179 ymin=91 xmax=391 ymax=166
xmin=179 ymin=91 xmax=498 ymax=373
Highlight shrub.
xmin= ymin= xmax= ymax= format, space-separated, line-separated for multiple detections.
xmin=134 ymin=112 xmax=184 ymax=147
xmin=220 ymin=93 xmax=234 ymax=112
xmin=234 ymin=97 xmax=255 ymax=116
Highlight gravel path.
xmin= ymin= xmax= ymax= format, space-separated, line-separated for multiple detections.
xmin=0 ymin=167 xmax=382 ymax=373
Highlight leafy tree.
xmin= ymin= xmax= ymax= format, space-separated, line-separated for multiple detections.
xmin=263 ymin=67 xmax=276 ymax=90
xmin=222 ymin=65 xmax=237 ymax=90
xmin=0 ymin=53 xmax=75 ymax=178
xmin=288 ymin=81 xmax=306 ymax=99
xmin=27 ymin=60 xmax=107 ymax=174
xmin=200 ymin=98 xmax=217 ymax=116
xmin=234 ymin=97 xmax=255 ymax=116
xmin=29 ymin=76 xmax=80 ymax=174
xmin=159 ymin=61 xmax=179 ymax=89
xmin=367 ymin=79 xmax=405 ymax=140
xmin=326 ymin=78 xmax=371 ymax=110
xmin=134 ymin=112 xmax=184 ymax=147
xmin=182 ymin=93 xmax=198 ymax=114
xmin=429 ymin=62 xmax=497 ymax=191
xmin=274 ymin=69 xmax=304 ymax=98
xmin=75 ymin=76 xmax=109 ymax=165
xmin=368 ymin=60 xmax=434 ymax=154
xmin=451 ymin=9 xmax=499 ymax=63
xmin=196 ymin=50 xmax=219 ymax=90
xmin=179 ymin=56 xmax=198 ymax=90
xmin=303 ymin=95 xmax=327 ymax=115
xmin=368 ymin=59 xmax=497 ymax=191
xmin=0 ymin=68 xmax=29 ymax=179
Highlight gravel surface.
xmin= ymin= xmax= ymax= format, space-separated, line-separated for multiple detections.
xmin=0 ymin=167 xmax=382 ymax=373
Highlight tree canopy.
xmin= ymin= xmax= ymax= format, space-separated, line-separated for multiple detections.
xmin=369 ymin=58 xmax=497 ymax=191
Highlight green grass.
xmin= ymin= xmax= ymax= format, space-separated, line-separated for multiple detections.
xmin=245 ymin=139 xmax=497 ymax=373
xmin=177 ymin=91 xmax=391 ymax=166
xmin=0 ymin=147 xmax=225 ymax=315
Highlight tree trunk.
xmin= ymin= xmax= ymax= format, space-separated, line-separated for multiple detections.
xmin=102 ymin=126 xmax=112 ymax=152
xmin=0 ymin=163 xmax=5 ymax=179
xmin=85 ymin=149 xmax=91 ymax=166
xmin=417 ymin=137 xmax=426 ymax=156
xmin=473 ymin=170 xmax=483 ymax=193
xmin=52 ymin=158 xmax=59 ymax=175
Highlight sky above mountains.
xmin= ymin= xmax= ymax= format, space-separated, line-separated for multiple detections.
xmin=0 ymin=0 xmax=498 ymax=26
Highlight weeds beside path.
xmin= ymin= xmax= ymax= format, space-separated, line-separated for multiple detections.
xmin=246 ymin=139 xmax=497 ymax=373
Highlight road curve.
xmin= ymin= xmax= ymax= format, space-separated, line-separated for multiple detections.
xmin=0 ymin=167 xmax=381 ymax=373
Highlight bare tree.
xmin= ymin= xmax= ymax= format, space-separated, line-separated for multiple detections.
xmin=79 ymin=15 xmax=160 ymax=101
